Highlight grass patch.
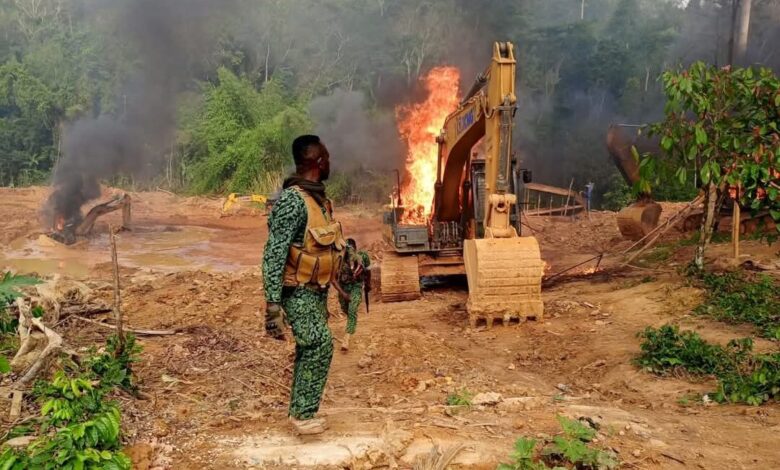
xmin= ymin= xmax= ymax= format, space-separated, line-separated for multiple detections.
xmin=695 ymin=271 xmax=780 ymax=339
xmin=636 ymin=324 xmax=780 ymax=405
xmin=445 ymin=389 xmax=473 ymax=407
xmin=497 ymin=415 xmax=618 ymax=470
xmin=635 ymin=245 xmax=673 ymax=266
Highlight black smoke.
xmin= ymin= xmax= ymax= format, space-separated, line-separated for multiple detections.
xmin=45 ymin=0 xmax=231 ymax=225
xmin=309 ymin=89 xmax=404 ymax=172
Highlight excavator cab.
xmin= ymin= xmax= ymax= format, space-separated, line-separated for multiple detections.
xmin=381 ymin=42 xmax=544 ymax=327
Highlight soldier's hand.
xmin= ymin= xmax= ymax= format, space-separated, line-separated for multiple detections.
xmin=265 ymin=303 xmax=285 ymax=341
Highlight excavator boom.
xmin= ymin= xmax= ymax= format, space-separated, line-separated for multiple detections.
xmin=607 ymin=124 xmax=663 ymax=240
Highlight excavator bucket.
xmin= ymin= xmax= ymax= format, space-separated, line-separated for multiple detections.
xmin=463 ymin=236 xmax=544 ymax=328
xmin=616 ymin=201 xmax=662 ymax=241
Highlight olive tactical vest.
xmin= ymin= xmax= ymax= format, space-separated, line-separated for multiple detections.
xmin=283 ymin=186 xmax=345 ymax=289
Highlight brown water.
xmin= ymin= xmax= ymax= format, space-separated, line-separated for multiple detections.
xmin=0 ymin=225 xmax=261 ymax=278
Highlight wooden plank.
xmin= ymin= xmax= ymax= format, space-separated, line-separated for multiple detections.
xmin=525 ymin=182 xmax=586 ymax=207
xmin=525 ymin=205 xmax=584 ymax=217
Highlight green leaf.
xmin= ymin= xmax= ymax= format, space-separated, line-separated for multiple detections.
xmin=687 ymin=144 xmax=697 ymax=161
xmin=0 ymin=453 xmax=18 ymax=470
xmin=0 ymin=273 xmax=40 ymax=304
xmin=701 ymin=163 xmax=712 ymax=185
xmin=511 ymin=437 xmax=537 ymax=459
xmin=676 ymin=167 xmax=687 ymax=185
xmin=695 ymin=125 xmax=708 ymax=145
xmin=0 ymin=356 xmax=9 ymax=374
xmin=770 ymin=210 xmax=780 ymax=222
xmin=556 ymin=415 xmax=596 ymax=442
xmin=661 ymin=136 xmax=673 ymax=151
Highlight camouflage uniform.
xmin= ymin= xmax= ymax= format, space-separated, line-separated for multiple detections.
xmin=262 ymin=188 xmax=333 ymax=420
xmin=339 ymin=247 xmax=371 ymax=334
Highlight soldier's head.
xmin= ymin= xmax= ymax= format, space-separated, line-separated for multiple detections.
xmin=347 ymin=238 xmax=357 ymax=250
xmin=292 ymin=135 xmax=330 ymax=182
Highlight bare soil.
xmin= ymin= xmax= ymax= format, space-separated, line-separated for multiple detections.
xmin=1 ymin=187 xmax=779 ymax=469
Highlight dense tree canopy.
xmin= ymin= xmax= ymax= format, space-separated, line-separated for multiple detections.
xmin=0 ymin=0 xmax=778 ymax=204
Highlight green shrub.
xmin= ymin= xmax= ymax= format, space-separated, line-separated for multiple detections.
xmin=497 ymin=416 xmax=618 ymax=470
xmin=0 ymin=334 xmax=141 ymax=469
xmin=636 ymin=324 xmax=780 ymax=405
xmin=695 ymin=272 xmax=780 ymax=339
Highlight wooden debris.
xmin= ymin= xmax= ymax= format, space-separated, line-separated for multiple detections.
xmin=72 ymin=315 xmax=177 ymax=336
xmin=9 ymin=390 xmax=23 ymax=419
xmin=109 ymin=226 xmax=126 ymax=354
xmin=11 ymin=301 xmax=64 ymax=387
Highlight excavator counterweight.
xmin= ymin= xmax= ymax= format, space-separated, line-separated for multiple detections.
xmin=380 ymin=42 xmax=544 ymax=327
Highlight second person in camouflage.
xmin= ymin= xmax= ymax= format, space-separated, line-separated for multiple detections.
xmin=338 ymin=238 xmax=371 ymax=351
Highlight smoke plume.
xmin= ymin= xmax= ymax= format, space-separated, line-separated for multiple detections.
xmin=45 ymin=0 xmax=230 ymax=225
xmin=309 ymin=89 xmax=404 ymax=172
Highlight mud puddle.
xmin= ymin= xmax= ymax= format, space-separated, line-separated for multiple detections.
xmin=0 ymin=224 xmax=259 ymax=277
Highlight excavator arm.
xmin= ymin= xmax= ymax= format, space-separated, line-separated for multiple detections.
xmin=434 ymin=42 xmax=544 ymax=324
xmin=606 ymin=124 xmax=663 ymax=240
xmin=434 ymin=42 xmax=517 ymax=235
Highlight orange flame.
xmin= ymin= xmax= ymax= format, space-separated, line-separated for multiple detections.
xmin=396 ymin=67 xmax=460 ymax=224
xmin=54 ymin=215 xmax=65 ymax=232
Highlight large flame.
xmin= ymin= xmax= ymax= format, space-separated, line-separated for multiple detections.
xmin=395 ymin=67 xmax=460 ymax=224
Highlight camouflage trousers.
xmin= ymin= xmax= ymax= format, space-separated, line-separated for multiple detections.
xmin=339 ymin=282 xmax=363 ymax=335
xmin=281 ymin=286 xmax=333 ymax=420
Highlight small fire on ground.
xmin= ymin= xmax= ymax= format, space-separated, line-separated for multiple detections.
xmin=394 ymin=67 xmax=460 ymax=224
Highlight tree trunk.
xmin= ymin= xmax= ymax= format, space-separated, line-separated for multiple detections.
xmin=736 ymin=0 xmax=752 ymax=64
xmin=694 ymin=182 xmax=718 ymax=270
xmin=728 ymin=0 xmax=739 ymax=66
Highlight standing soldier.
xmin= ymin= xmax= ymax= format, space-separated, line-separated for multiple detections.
xmin=338 ymin=238 xmax=371 ymax=351
xmin=262 ymin=135 xmax=345 ymax=435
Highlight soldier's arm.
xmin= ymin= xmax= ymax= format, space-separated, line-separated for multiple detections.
xmin=262 ymin=190 xmax=305 ymax=304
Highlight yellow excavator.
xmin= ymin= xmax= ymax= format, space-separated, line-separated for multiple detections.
xmin=381 ymin=42 xmax=544 ymax=327
xmin=607 ymin=124 xmax=778 ymax=238
xmin=221 ymin=193 xmax=269 ymax=215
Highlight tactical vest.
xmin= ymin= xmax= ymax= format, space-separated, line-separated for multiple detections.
xmin=283 ymin=187 xmax=345 ymax=289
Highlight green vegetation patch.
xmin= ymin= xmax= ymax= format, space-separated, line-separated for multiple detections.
xmin=636 ymin=324 xmax=780 ymax=406
xmin=695 ymin=271 xmax=780 ymax=339
xmin=497 ymin=416 xmax=618 ymax=470
xmin=0 ymin=333 xmax=141 ymax=469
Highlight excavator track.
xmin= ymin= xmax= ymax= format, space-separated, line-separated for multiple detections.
xmin=464 ymin=237 xmax=544 ymax=328
xmin=380 ymin=252 xmax=421 ymax=302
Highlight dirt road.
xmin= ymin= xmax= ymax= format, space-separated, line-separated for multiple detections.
xmin=1 ymin=187 xmax=779 ymax=469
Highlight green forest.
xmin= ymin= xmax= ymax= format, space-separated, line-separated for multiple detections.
xmin=1 ymin=0 xmax=778 ymax=206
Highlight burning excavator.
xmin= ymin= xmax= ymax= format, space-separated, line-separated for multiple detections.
xmin=381 ymin=42 xmax=544 ymax=327
xmin=48 ymin=193 xmax=132 ymax=245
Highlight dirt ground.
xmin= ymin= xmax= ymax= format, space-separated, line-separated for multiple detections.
xmin=1 ymin=186 xmax=780 ymax=469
